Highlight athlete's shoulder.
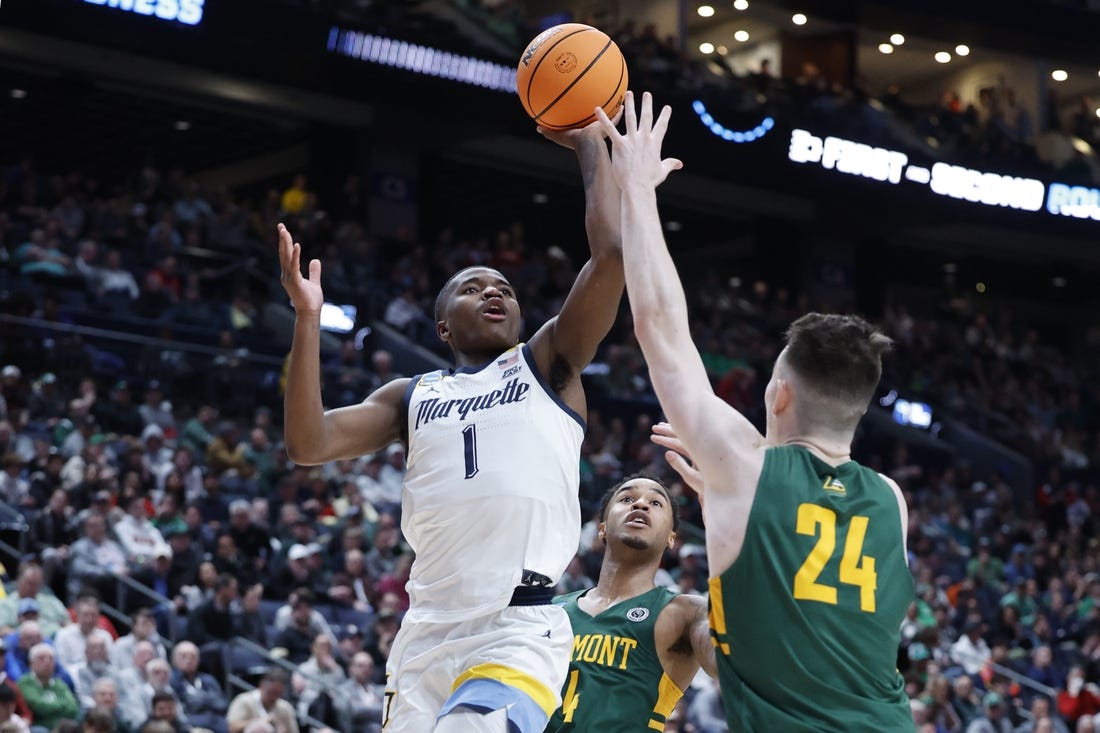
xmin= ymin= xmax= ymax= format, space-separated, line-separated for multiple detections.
xmin=662 ymin=591 xmax=706 ymax=624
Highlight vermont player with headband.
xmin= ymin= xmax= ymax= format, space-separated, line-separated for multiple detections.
xmin=278 ymin=111 xmax=625 ymax=733
xmin=596 ymin=91 xmax=914 ymax=732
xmin=544 ymin=474 xmax=715 ymax=733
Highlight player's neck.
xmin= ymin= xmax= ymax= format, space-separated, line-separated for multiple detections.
xmin=781 ymin=435 xmax=852 ymax=466
xmin=591 ymin=555 xmax=660 ymax=607
xmin=452 ymin=343 xmax=516 ymax=368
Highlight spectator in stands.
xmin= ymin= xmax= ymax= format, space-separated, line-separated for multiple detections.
xmin=0 ymin=454 xmax=28 ymax=509
xmin=205 ymin=423 xmax=248 ymax=477
xmin=93 ymin=381 xmax=143 ymax=439
xmin=0 ymin=683 xmax=29 ymax=733
xmin=129 ymin=545 xmax=178 ymax=615
xmin=235 ymin=583 xmax=267 ymax=648
xmin=337 ymin=652 xmax=383 ymax=733
xmin=1058 ymin=666 xmax=1100 ymax=727
xmin=184 ymin=573 xmax=237 ymax=647
xmin=272 ymin=589 xmax=319 ymax=665
xmin=363 ymin=512 xmax=401 ymax=580
xmin=226 ymin=669 xmax=298 ymax=733
xmin=160 ymin=527 xmax=199 ymax=601
xmin=113 ymin=494 xmax=170 ymax=569
xmin=952 ymin=620 xmax=993 ymax=675
xmin=0 ymin=565 xmax=69 ymax=637
xmin=327 ymin=548 xmax=374 ymax=613
xmin=70 ymin=634 xmax=115 ymax=711
xmin=69 ymin=513 xmax=128 ymax=602
xmin=32 ymin=489 xmax=76 ymax=591
xmin=94 ymin=250 xmax=140 ymax=310
xmin=293 ymin=633 xmax=345 ymax=721
xmin=168 ymin=641 xmax=227 ymax=733
xmin=17 ymin=643 xmax=78 ymax=731
xmin=1016 ymin=696 xmax=1070 ymax=733
xmin=89 ymin=678 xmax=132 ymax=733
xmin=81 ymin=708 xmax=115 ymax=733
xmin=966 ymin=691 xmax=1014 ymax=733
xmin=179 ymin=406 xmax=217 ymax=455
xmin=110 ymin=609 xmax=166 ymax=675
xmin=137 ymin=383 xmax=174 ymax=437
xmin=54 ymin=595 xmax=113 ymax=670
xmin=0 ymin=641 xmax=30 ymax=728
xmin=115 ymin=641 xmax=157 ymax=730
xmin=269 ymin=544 xmax=313 ymax=601
xmin=226 ymin=499 xmax=270 ymax=571
xmin=280 ymin=175 xmax=308 ymax=216
xmin=139 ymin=690 xmax=185 ymax=733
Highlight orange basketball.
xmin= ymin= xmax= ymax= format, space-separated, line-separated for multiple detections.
xmin=516 ymin=23 xmax=628 ymax=131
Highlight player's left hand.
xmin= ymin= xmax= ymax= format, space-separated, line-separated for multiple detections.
xmin=651 ymin=421 xmax=704 ymax=494
xmin=537 ymin=106 xmax=623 ymax=150
xmin=596 ymin=90 xmax=682 ymax=189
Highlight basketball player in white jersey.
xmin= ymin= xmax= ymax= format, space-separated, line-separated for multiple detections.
xmin=277 ymin=117 xmax=625 ymax=733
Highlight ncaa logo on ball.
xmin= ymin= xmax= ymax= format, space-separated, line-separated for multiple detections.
xmin=626 ymin=607 xmax=649 ymax=622
xmin=554 ymin=51 xmax=578 ymax=73
xmin=521 ymin=25 xmax=566 ymax=66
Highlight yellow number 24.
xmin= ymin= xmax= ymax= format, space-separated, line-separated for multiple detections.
xmin=793 ymin=503 xmax=877 ymax=613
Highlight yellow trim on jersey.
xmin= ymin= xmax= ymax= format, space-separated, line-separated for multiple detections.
xmin=648 ymin=672 xmax=684 ymax=730
xmin=452 ymin=663 xmax=557 ymax=717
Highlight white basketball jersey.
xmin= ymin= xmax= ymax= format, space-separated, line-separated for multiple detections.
xmin=400 ymin=343 xmax=583 ymax=623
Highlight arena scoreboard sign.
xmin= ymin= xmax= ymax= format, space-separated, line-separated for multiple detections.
xmin=787 ymin=128 xmax=1096 ymax=223
xmin=82 ymin=0 xmax=204 ymax=26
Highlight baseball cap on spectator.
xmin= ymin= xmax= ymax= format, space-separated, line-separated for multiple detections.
xmin=1 ymin=366 xmax=20 ymax=379
xmin=94 ymin=490 xmax=112 ymax=504
xmin=983 ymin=692 xmax=1003 ymax=709
xmin=287 ymin=544 xmax=310 ymax=561
xmin=306 ymin=543 xmax=323 ymax=556
xmin=142 ymin=424 xmax=165 ymax=442
xmin=38 ymin=372 xmax=57 ymax=385
xmin=89 ymin=434 xmax=109 ymax=446
xmin=18 ymin=598 xmax=38 ymax=616
xmin=154 ymin=546 xmax=173 ymax=560
xmin=112 ymin=380 xmax=129 ymax=394
xmin=162 ymin=522 xmax=188 ymax=539
xmin=338 ymin=625 xmax=363 ymax=641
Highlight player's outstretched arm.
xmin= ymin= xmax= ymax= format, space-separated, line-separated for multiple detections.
xmin=530 ymin=114 xmax=625 ymax=376
xmin=687 ymin=595 xmax=718 ymax=678
xmin=650 ymin=421 xmax=705 ymax=509
xmin=595 ymin=92 xmax=762 ymax=482
xmin=278 ymin=224 xmax=407 ymax=465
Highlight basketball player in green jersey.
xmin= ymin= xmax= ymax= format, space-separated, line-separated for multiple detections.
xmin=596 ymin=92 xmax=914 ymax=732
xmin=544 ymin=474 xmax=714 ymax=733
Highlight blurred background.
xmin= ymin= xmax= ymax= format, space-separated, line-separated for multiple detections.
xmin=1 ymin=1 xmax=1099 ymax=731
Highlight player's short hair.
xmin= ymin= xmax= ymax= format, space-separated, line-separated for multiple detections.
xmin=783 ymin=313 xmax=892 ymax=423
xmin=599 ymin=473 xmax=681 ymax=532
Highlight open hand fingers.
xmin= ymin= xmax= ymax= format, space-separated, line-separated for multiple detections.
xmin=639 ymin=91 xmax=653 ymax=135
xmin=594 ymin=106 xmax=619 ymax=142
xmin=277 ymin=224 xmax=294 ymax=270
xmin=653 ymin=103 xmax=673 ymax=139
xmin=624 ymin=90 xmax=637 ymax=135
xmin=308 ymin=258 xmax=322 ymax=285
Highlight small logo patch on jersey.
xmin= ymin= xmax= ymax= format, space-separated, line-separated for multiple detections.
xmin=626 ymin=607 xmax=649 ymax=622
xmin=541 ymin=629 xmax=552 ymax=638
xmin=497 ymin=352 xmax=518 ymax=369
xmin=418 ymin=371 xmax=443 ymax=387
xmin=823 ymin=476 xmax=847 ymax=494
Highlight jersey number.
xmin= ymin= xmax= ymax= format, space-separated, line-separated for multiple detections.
xmin=793 ymin=503 xmax=877 ymax=613
xmin=461 ymin=424 xmax=479 ymax=479
xmin=561 ymin=669 xmax=580 ymax=722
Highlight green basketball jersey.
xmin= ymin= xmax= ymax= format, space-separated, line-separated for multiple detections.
xmin=545 ymin=586 xmax=682 ymax=733
xmin=710 ymin=445 xmax=914 ymax=733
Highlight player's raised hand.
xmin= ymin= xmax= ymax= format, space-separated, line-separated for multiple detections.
xmin=595 ymin=91 xmax=682 ymax=189
xmin=651 ymin=421 xmax=704 ymax=496
xmin=537 ymin=105 xmax=624 ymax=150
xmin=277 ymin=223 xmax=324 ymax=316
